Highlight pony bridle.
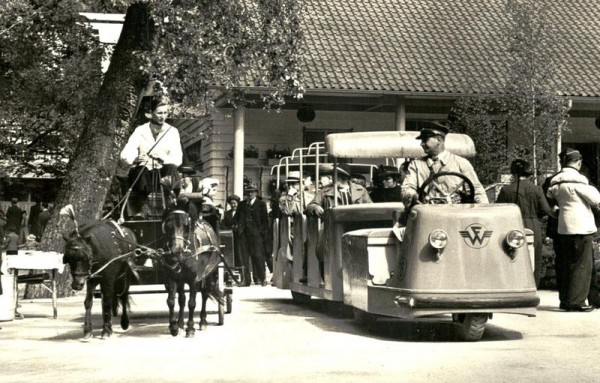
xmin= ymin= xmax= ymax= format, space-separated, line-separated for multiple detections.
xmin=67 ymin=245 xmax=98 ymax=281
xmin=163 ymin=210 xmax=194 ymax=270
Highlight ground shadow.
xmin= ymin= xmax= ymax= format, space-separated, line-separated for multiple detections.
xmin=250 ymin=297 xmax=523 ymax=343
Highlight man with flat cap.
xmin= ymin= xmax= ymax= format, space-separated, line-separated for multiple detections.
xmin=546 ymin=148 xmax=600 ymax=312
xmin=307 ymin=163 xmax=372 ymax=217
xmin=401 ymin=121 xmax=488 ymax=207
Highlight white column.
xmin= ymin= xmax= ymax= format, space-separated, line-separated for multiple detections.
xmin=233 ymin=106 xmax=245 ymax=198
xmin=395 ymin=98 xmax=406 ymax=131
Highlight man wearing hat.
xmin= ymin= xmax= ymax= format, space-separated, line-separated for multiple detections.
xmin=546 ymin=148 xmax=600 ymax=312
xmin=307 ymin=164 xmax=372 ymax=217
xmin=497 ymin=159 xmax=554 ymax=287
xmin=278 ymin=171 xmax=316 ymax=284
xmin=370 ymin=165 xmax=403 ymax=203
xmin=179 ymin=165 xmax=201 ymax=194
xmin=401 ymin=121 xmax=488 ymax=206
xmin=238 ymin=182 xmax=270 ymax=286
xmin=280 ymin=171 xmax=313 ymax=215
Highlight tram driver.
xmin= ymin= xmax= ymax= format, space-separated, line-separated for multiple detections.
xmin=120 ymin=97 xmax=183 ymax=213
xmin=400 ymin=122 xmax=488 ymax=206
xmin=394 ymin=122 xmax=488 ymax=241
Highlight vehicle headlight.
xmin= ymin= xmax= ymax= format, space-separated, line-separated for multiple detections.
xmin=429 ymin=229 xmax=448 ymax=249
xmin=506 ymin=230 xmax=525 ymax=249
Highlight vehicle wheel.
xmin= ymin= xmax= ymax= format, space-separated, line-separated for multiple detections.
xmin=218 ymin=301 xmax=225 ymax=326
xmin=225 ymin=294 xmax=233 ymax=314
xmin=353 ymin=308 xmax=377 ymax=326
xmin=454 ymin=313 xmax=488 ymax=341
xmin=291 ymin=291 xmax=311 ymax=304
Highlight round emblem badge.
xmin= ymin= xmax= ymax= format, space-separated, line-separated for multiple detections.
xmin=459 ymin=223 xmax=493 ymax=249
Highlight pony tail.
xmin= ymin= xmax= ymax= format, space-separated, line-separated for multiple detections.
xmin=59 ymin=204 xmax=80 ymax=236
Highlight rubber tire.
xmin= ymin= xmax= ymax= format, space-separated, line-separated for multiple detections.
xmin=353 ymin=308 xmax=377 ymax=326
xmin=291 ymin=291 xmax=311 ymax=304
xmin=217 ymin=301 xmax=225 ymax=326
xmin=225 ymin=294 xmax=233 ymax=314
xmin=454 ymin=313 xmax=488 ymax=341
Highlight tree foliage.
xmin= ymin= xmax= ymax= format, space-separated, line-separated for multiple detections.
xmin=0 ymin=0 xmax=105 ymax=177
xmin=0 ymin=0 xmax=304 ymax=177
xmin=503 ymin=0 xmax=570 ymax=178
xmin=150 ymin=0 xmax=304 ymax=113
xmin=449 ymin=96 xmax=507 ymax=186
xmin=2 ymin=0 xmax=304 ymax=297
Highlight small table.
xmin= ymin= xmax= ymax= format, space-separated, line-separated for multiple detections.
xmin=6 ymin=251 xmax=64 ymax=319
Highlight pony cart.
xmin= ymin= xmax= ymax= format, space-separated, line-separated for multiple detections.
xmin=62 ymin=178 xmax=236 ymax=338
xmin=271 ymin=131 xmax=539 ymax=341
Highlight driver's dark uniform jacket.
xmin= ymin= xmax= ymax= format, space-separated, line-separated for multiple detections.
xmin=401 ymin=149 xmax=488 ymax=205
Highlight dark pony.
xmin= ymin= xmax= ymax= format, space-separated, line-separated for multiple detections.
xmin=62 ymin=220 xmax=137 ymax=339
xmin=161 ymin=209 xmax=223 ymax=337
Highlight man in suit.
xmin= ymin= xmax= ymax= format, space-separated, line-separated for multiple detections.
xmin=238 ymin=183 xmax=270 ymax=286
xmin=5 ymin=199 xmax=22 ymax=239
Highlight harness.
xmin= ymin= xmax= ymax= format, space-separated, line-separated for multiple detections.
xmin=162 ymin=210 xmax=196 ymax=274
xmin=67 ymin=222 xmax=137 ymax=282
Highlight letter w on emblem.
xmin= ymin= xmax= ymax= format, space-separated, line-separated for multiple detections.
xmin=459 ymin=225 xmax=493 ymax=246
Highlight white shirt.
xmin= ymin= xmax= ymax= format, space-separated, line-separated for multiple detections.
xmin=120 ymin=122 xmax=183 ymax=170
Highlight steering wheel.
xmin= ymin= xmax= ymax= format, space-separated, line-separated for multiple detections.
xmin=417 ymin=171 xmax=475 ymax=204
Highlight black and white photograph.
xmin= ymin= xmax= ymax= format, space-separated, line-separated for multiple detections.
xmin=1 ymin=1 xmax=600 ymax=382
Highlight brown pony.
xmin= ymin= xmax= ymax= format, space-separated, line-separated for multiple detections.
xmin=161 ymin=209 xmax=223 ymax=337
xmin=62 ymin=220 xmax=137 ymax=339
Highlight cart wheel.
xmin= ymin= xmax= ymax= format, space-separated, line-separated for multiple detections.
xmin=353 ymin=308 xmax=377 ymax=326
xmin=291 ymin=291 xmax=311 ymax=304
xmin=225 ymin=294 xmax=233 ymax=314
xmin=453 ymin=313 xmax=488 ymax=341
xmin=217 ymin=265 xmax=225 ymax=324
xmin=218 ymin=301 xmax=225 ymax=325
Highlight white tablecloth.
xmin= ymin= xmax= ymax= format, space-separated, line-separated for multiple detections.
xmin=6 ymin=251 xmax=65 ymax=273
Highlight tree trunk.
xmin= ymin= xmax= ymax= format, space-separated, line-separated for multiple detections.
xmin=28 ymin=3 xmax=156 ymax=298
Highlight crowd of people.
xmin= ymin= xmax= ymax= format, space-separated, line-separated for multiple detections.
xmin=116 ymin=98 xmax=600 ymax=311
xmin=0 ymin=198 xmax=51 ymax=254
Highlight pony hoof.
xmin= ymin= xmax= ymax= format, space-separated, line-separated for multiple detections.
xmin=121 ymin=319 xmax=130 ymax=330
xmin=83 ymin=332 xmax=92 ymax=339
xmin=170 ymin=328 xmax=179 ymax=337
xmin=101 ymin=332 xmax=112 ymax=339
xmin=185 ymin=330 xmax=195 ymax=338
xmin=199 ymin=322 xmax=208 ymax=331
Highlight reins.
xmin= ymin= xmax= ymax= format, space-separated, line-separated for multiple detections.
xmin=103 ymin=124 xmax=174 ymax=222
xmin=86 ymin=249 xmax=138 ymax=280
xmin=110 ymin=215 xmax=242 ymax=286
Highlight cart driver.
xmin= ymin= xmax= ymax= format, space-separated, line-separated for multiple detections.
xmin=120 ymin=97 xmax=183 ymax=205
xmin=400 ymin=122 xmax=488 ymax=207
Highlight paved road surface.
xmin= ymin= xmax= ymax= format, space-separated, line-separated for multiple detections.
xmin=0 ymin=286 xmax=599 ymax=383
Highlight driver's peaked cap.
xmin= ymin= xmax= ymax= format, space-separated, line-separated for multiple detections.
xmin=416 ymin=121 xmax=450 ymax=140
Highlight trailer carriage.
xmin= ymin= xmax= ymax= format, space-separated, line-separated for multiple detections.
xmin=272 ymin=130 xmax=539 ymax=341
